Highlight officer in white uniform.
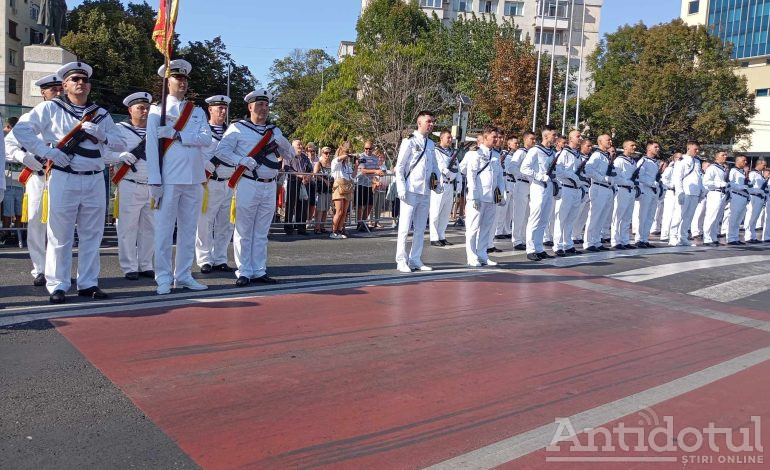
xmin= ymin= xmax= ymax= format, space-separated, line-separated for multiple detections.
xmin=215 ymin=89 xmax=293 ymax=286
xmin=520 ymin=125 xmax=557 ymax=261
xmin=744 ymin=159 xmax=767 ymax=243
xmin=659 ymin=153 xmax=681 ymax=242
xmin=633 ymin=142 xmax=662 ymax=248
xmin=610 ymin=141 xmax=638 ymax=250
xmin=572 ymin=138 xmax=592 ymax=245
xmin=146 ymin=59 xmax=212 ymax=295
xmin=669 ymin=141 xmax=704 ymax=247
xmin=762 ymin=168 xmax=770 ymax=242
xmin=553 ymin=130 xmax=583 ymax=256
xmin=394 ymin=111 xmax=441 ymax=273
xmin=105 ymin=92 xmax=155 ymax=280
xmin=726 ymin=155 xmax=750 ymax=245
xmin=465 ymin=126 xmax=506 ymax=267
xmin=494 ymin=137 xmax=518 ymax=240
xmin=5 ymin=74 xmax=62 ymax=286
xmin=507 ymin=131 xmax=535 ymax=250
xmin=583 ymin=134 xmax=615 ymax=252
xmin=196 ymin=95 xmax=236 ymax=273
xmin=429 ymin=130 xmax=460 ymax=246
xmin=701 ymin=151 xmax=729 ymax=247
xmin=13 ymin=62 xmax=127 ymax=303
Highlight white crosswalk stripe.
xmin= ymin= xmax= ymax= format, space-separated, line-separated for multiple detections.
xmin=609 ymin=255 xmax=770 ymax=283
xmin=688 ymin=272 xmax=770 ymax=302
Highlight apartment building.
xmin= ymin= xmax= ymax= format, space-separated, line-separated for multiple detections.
xmin=682 ymin=0 xmax=770 ymax=154
xmin=1 ymin=0 xmax=45 ymax=105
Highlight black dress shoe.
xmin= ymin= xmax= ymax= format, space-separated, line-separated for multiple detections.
xmin=748 ymin=239 xmax=760 ymax=244
xmin=200 ymin=264 xmax=213 ymax=274
xmin=33 ymin=273 xmax=46 ymax=287
xmin=235 ymin=276 xmax=250 ymax=287
xmin=213 ymin=264 xmax=235 ymax=272
xmin=598 ymin=246 xmax=610 ymax=251
xmin=526 ymin=253 xmax=541 ymax=261
xmin=573 ymin=239 xmax=584 ymax=245
xmin=495 ymin=234 xmax=508 ymax=240
xmin=711 ymin=242 xmax=721 ymax=247
xmin=728 ymin=241 xmax=741 ymax=245
xmin=441 ymin=239 xmax=453 ymax=246
xmin=125 ymin=272 xmax=140 ymax=281
xmin=251 ymin=274 xmax=277 ymax=284
xmin=636 ymin=242 xmax=648 ymax=249
xmin=513 ymin=244 xmax=526 ymax=251
xmin=537 ymin=251 xmax=554 ymax=259
xmin=49 ymin=289 xmax=66 ymax=304
xmin=543 ymin=241 xmax=554 ymax=247
xmin=569 ymin=248 xmax=583 ymax=255
xmin=555 ymin=249 xmax=566 ymax=257
xmin=139 ymin=270 xmax=155 ymax=278
xmin=601 ymin=238 xmax=611 ymax=244
xmin=430 ymin=241 xmax=444 ymax=247
xmin=486 ymin=247 xmax=495 ymax=254
xmin=738 ymin=241 xmax=747 ymax=245
xmin=613 ymin=244 xmax=626 ymax=250
xmin=77 ymin=287 xmax=109 ymax=299
xmin=586 ymin=246 xmax=599 ymax=252
xmin=624 ymin=244 xmax=635 ymax=249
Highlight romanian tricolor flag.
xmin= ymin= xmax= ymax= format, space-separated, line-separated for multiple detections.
xmin=152 ymin=0 xmax=179 ymax=72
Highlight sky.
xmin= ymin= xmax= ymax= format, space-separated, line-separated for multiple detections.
xmin=69 ymin=0 xmax=682 ymax=87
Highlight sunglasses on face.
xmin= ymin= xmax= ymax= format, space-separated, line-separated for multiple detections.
xmin=68 ymin=76 xmax=89 ymax=84
xmin=364 ymin=148 xmax=372 ymax=151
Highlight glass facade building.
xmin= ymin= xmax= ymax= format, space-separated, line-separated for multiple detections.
xmin=707 ymin=0 xmax=770 ymax=59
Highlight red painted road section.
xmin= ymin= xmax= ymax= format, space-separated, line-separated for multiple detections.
xmin=53 ymin=272 xmax=770 ymax=469
xmin=512 ymin=360 xmax=770 ymax=469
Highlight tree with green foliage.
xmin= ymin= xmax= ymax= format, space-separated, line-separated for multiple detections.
xmin=355 ymin=0 xmax=430 ymax=51
xmin=268 ymin=49 xmax=336 ymax=136
xmin=584 ymin=20 xmax=757 ymax=151
xmin=62 ymin=0 xmax=160 ymax=111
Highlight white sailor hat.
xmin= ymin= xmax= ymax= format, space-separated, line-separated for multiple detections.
xmin=123 ymin=92 xmax=152 ymax=108
xmin=57 ymin=61 xmax=93 ymax=81
xmin=157 ymin=59 xmax=192 ymax=78
xmin=244 ymin=89 xmax=272 ymax=104
xmin=33 ymin=74 xmax=62 ymax=89
xmin=205 ymin=95 xmax=231 ymax=106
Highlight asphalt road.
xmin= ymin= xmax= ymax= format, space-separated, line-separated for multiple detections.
xmin=1 ymin=226 xmax=769 ymax=468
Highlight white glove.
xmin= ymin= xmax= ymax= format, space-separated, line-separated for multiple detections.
xmin=238 ymin=157 xmax=257 ymax=171
xmin=473 ymin=200 xmax=480 ymax=211
xmin=677 ymin=192 xmax=685 ymax=205
xmin=149 ymin=184 xmax=163 ymax=201
xmin=498 ymin=197 xmax=507 ymax=207
xmin=205 ymin=160 xmax=216 ymax=173
xmin=119 ymin=152 xmax=137 ymax=165
xmin=81 ymin=121 xmax=106 ymax=143
xmin=397 ymin=190 xmax=406 ymax=201
xmin=157 ymin=125 xmax=177 ymax=140
xmin=22 ymin=152 xmax=43 ymax=172
xmin=45 ymin=148 xmax=71 ymax=167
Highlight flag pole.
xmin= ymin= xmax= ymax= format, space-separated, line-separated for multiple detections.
xmin=159 ymin=0 xmax=172 ymax=130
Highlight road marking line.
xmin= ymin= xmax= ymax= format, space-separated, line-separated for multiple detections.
xmin=425 ymin=347 xmax=770 ymax=469
xmin=562 ymin=279 xmax=770 ymax=333
xmin=689 ymin=272 xmax=770 ymax=302
xmin=609 ymin=254 xmax=770 ymax=283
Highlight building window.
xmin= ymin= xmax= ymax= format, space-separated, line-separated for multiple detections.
xmin=8 ymin=20 xmax=19 ymax=40
xmin=504 ymin=1 xmax=523 ymax=16
xmin=9 ymin=78 xmax=17 ymax=95
xmin=479 ymin=0 xmax=493 ymax=13
xmin=457 ymin=0 xmax=471 ymax=12
xmin=9 ymin=49 xmax=17 ymax=66
xmin=30 ymin=4 xmax=40 ymax=21
xmin=540 ymin=0 xmax=568 ymax=18
xmin=535 ymin=29 xmax=564 ymax=45
xmin=420 ymin=0 xmax=442 ymax=7
xmin=10 ymin=0 xmax=16 ymax=8
xmin=757 ymin=89 xmax=769 ymax=97
xmin=688 ymin=1 xmax=699 ymax=15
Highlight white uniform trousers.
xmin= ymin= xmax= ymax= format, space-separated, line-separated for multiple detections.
xmin=465 ymin=200 xmax=496 ymax=264
xmin=554 ymin=186 xmax=581 ymax=251
xmin=691 ymin=198 xmax=706 ymax=237
xmin=544 ymin=206 xmax=555 ymax=243
xmin=572 ymin=191 xmax=589 ymax=241
xmin=762 ymin=202 xmax=770 ymax=241
xmin=511 ymin=181 xmax=530 ymax=246
xmin=429 ymin=182 xmax=454 ymax=242
xmin=702 ymin=191 xmax=726 ymax=244
xmin=45 ymin=171 xmax=105 ymax=293
xmin=744 ymin=195 xmax=765 ymax=241
xmin=196 ymin=179 xmax=234 ymax=266
xmin=651 ymin=197 xmax=664 ymax=233
xmin=116 ymin=179 xmax=154 ymax=273
xmin=602 ymin=200 xmax=612 ymax=240
xmin=494 ymin=181 xmax=515 ymax=236
xmin=669 ymin=195 xmax=699 ymax=246
xmin=233 ymin=179 xmax=275 ymax=279
xmin=726 ymin=194 xmax=748 ymax=242
xmin=525 ymin=182 xmax=554 ymax=254
xmin=660 ymin=190 xmax=677 ymax=240
xmin=583 ymin=185 xmax=613 ymax=248
xmin=154 ymin=183 xmax=203 ymax=286
xmin=25 ymin=174 xmax=47 ymax=278
xmin=634 ymin=189 xmax=658 ymax=243
xmin=611 ymin=187 xmax=635 ymax=246
xmin=396 ymin=191 xmax=430 ymax=267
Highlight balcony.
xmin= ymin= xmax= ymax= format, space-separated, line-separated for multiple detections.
xmin=537 ymin=17 xmax=570 ymax=30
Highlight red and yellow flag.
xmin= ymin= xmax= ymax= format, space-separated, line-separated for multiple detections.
xmin=152 ymin=0 xmax=179 ymax=70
